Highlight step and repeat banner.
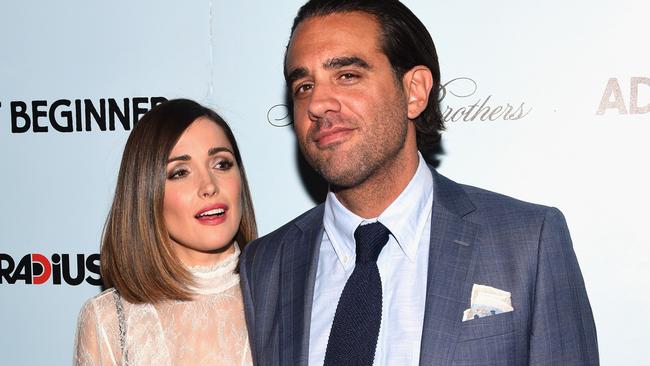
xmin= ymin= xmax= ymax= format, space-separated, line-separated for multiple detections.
xmin=1 ymin=1 xmax=648 ymax=364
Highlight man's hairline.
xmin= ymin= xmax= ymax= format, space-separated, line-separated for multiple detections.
xmin=283 ymin=10 xmax=401 ymax=85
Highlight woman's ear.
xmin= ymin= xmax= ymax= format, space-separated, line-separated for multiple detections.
xmin=402 ymin=65 xmax=434 ymax=120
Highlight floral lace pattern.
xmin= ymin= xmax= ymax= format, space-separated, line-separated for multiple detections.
xmin=73 ymin=246 xmax=251 ymax=366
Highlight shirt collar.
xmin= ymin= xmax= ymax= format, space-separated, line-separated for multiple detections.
xmin=323 ymin=153 xmax=434 ymax=268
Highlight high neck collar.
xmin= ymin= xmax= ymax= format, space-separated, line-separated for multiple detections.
xmin=185 ymin=244 xmax=240 ymax=295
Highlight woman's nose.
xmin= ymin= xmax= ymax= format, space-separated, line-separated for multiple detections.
xmin=199 ymin=172 xmax=219 ymax=198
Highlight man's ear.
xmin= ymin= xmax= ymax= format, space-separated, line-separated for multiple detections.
xmin=402 ymin=65 xmax=433 ymax=120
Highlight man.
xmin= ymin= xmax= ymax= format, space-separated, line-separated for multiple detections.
xmin=241 ymin=0 xmax=598 ymax=365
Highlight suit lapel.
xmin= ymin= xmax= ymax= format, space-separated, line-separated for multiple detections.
xmin=274 ymin=170 xmax=479 ymax=365
xmin=419 ymin=170 xmax=480 ymax=365
xmin=279 ymin=205 xmax=324 ymax=366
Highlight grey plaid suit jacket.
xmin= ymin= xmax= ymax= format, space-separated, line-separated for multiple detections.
xmin=240 ymin=168 xmax=599 ymax=365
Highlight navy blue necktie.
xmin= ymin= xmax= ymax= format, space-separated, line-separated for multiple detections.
xmin=324 ymin=222 xmax=390 ymax=366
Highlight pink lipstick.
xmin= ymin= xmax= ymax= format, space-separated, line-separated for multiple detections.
xmin=194 ymin=203 xmax=228 ymax=225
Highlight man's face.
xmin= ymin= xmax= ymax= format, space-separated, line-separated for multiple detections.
xmin=285 ymin=11 xmax=412 ymax=189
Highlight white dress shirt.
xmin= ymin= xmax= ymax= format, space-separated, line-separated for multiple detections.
xmin=309 ymin=153 xmax=434 ymax=366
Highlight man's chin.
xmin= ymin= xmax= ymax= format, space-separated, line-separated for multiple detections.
xmin=304 ymin=151 xmax=369 ymax=187
xmin=319 ymin=167 xmax=369 ymax=190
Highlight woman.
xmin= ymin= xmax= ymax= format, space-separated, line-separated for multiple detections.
xmin=74 ymin=99 xmax=257 ymax=366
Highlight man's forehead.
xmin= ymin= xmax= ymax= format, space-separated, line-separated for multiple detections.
xmin=285 ymin=12 xmax=382 ymax=72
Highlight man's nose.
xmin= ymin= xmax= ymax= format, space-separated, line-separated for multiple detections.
xmin=307 ymin=83 xmax=341 ymax=122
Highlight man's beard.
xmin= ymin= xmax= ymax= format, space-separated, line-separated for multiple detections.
xmin=300 ymin=108 xmax=409 ymax=190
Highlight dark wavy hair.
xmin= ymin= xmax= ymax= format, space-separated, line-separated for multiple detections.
xmin=284 ymin=0 xmax=444 ymax=164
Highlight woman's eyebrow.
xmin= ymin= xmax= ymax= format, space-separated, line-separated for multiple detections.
xmin=167 ymin=147 xmax=233 ymax=163
xmin=208 ymin=146 xmax=234 ymax=156
xmin=167 ymin=154 xmax=190 ymax=163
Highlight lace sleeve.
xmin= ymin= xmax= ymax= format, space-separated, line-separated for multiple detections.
xmin=73 ymin=296 xmax=118 ymax=366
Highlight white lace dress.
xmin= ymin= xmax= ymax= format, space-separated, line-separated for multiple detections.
xmin=73 ymin=247 xmax=252 ymax=366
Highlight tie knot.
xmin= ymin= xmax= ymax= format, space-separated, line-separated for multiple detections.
xmin=354 ymin=222 xmax=390 ymax=263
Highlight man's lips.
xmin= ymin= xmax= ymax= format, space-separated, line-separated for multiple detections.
xmin=312 ymin=127 xmax=355 ymax=147
xmin=195 ymin=203 xmax=228 ymax=225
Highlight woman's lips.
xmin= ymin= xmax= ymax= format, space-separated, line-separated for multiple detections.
xmin=195 ymin=204 xmax=228 ymax=225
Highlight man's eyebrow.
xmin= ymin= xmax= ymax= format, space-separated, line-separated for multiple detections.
xmin=286 ymin=56 xmax=371 ymax=86
xmin=324 ymin=56 xmax=371 ymax=70
xmin=286 ymin=67 xmax=309 ymax=86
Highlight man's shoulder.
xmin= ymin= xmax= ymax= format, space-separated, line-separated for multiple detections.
xmin=243 ymin=203 xmax=324 ymax=257
xmin=453 ymin=180 xmax=563 ymax=231
xmin=432 ymin=169 xmax=552 ymax=218
xmin=432 ymin=168 xmax=557 ymax=225
xmin=438 ymin=176 xmax=574 ymax=268
xmin=461 ymin=183 xmax=549 ymax=211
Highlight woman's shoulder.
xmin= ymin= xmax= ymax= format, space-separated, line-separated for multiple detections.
xmin=75 ymin=289 xmax=121 ymax=343
xmin=79 ymin=288 xmax=154 ymax=323
xmin=81 ymin=288 xmax=119 ymax=310
xmin=78 ymin=288 xmax=138 ymax=325
xmin=77 ymin=288 xmax=115 ymax=321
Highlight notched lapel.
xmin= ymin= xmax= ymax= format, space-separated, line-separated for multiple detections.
xmin=278 ymin=205 xmax=324 ymax=366
xmin=419 ymin=170 xmax=481 ymax=365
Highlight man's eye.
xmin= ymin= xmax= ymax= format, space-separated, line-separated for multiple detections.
xmin=168 ymin=168 xmax=189 ymax=180
xmin=340 ymin=72 xmax=358 ymax=80
xmin=294 ymin=83 xmax=313 ymax=96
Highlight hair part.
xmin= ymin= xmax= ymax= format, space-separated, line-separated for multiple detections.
xmin=100 ymin=99 xmax=257 ymax=304
xmin=285 ymin=0 xmax=445 ymax=164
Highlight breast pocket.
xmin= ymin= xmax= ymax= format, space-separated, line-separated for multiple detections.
xmin=459 ymin=310 xmax=514 ymax=341
xmin=452 ymin=311 xmax=517 ymax=366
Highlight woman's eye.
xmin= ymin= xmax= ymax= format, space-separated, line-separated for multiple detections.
xmin=168 ymin=168 xmax=189 ymax=180
xmin=214 ymin=159 xmax=234 ymax=170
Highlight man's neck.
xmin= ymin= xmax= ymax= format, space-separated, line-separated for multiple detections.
xmin=333 ymin=148 xmax=420 ymax=219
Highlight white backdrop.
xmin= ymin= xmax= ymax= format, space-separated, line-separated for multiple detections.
xmin=1 ymin=1 xmax=648 ymax=364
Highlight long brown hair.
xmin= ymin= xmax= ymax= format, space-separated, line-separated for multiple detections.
xmin=100 ymin=99 xmax=257 ymax=303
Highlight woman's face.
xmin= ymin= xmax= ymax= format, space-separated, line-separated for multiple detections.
xmin=163 ymin=117 xmax=242 ymax=266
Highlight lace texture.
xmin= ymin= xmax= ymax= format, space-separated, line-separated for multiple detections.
xmin=73 ymin=246 xmax=252 ymax=366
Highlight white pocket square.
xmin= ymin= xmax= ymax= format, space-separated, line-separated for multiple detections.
xmin=462 ymin=284 xmax=513 ymax=322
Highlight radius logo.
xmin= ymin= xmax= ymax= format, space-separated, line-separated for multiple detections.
xmin=0 ymin=253 xmax=101 ymax=286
